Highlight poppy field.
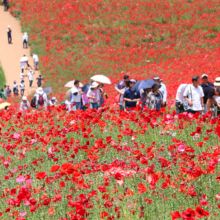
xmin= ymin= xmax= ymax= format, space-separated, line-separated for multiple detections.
xmin=1 ymin=107 xmax=220 ymax=220
xmin=1 ymin=0 xmax=220 ymax=219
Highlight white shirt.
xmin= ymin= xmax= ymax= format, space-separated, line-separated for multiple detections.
xmin=183 ymin=84 xmax=204 ymax=111
xmin=13 ymin=83 xmax=18 ymax=89
xmin=20 ymin=75 xmax=24 ymax=83
xmin=159 ymin=83 xmax=167 ymax=102
xmin=23 ymin=34 xmax=28 ymax=41
xmin=176 ymin=84 xmax=188 ymax=102
xmin=33 ymin=54 xmax=39 ymax=62
xmin=20 ymin=101 xmax=30 ymax=110
xmin=20 ymin=83 xmax=25 ymax=89
xmin=214 ymin=96 xmax=220 ymax=104
xmin=71 ymin=86 xmax=81 ymax=102
xmin=28 ymin=71 xmax=34 ymax=80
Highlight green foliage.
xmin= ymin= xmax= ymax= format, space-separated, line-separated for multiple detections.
xmin=0 ymin=66 xmax=6 ymax=90
xmin=154 ymin=17 xmax=167 ymax=24
xmin=205 ymin=33 xmax=217 ymax=38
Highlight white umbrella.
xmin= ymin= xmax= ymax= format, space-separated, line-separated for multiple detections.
xmin=90 ymin=75 xmax=111 ymax=84
xmin=64 ymin=80 xmax=83 ymax=88
xmin=20 ymin=57 xmax=28 ymax=62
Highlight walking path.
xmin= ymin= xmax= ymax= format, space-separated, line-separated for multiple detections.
xmin=0 ymin=6 xmax=40 ymax=96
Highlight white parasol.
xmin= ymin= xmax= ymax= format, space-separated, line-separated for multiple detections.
xmin=64 ymin=80 xmax=83 ymax=88
xmin=90 ymin=75 xmax=111 ymax=84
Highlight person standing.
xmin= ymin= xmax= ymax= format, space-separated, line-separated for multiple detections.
xmin=20 ymin=96 xmax=30 ymax=111
xmin=87 ymin=82 xmax=100 ymax=109
xmin=27 ymin=69 xmax=35 ymax=88
xmin=20 ymin=80 xmax=25 ymax=96
xmin=35 ymin=87 xmax=48 ymax=109
xmin=7 ymin=26 xmax=12 ymax=44
xmin=123 ymin=79 xmax=141 ymax=111
xmin=146 ymin=83 xmax=163 ymax=111
xmin=175 ymin=84 xmax=189 ymax=114
xmin=200 ymin=74 xmax=214 ymax=113
xmin=3 ymin=0 xmax=8 ymax=11
xmin=183 ymin=76 xmax=205 ymax=114
xmin=153 ymin=76 xmax=167 ymax=107
xmin=23 ymin=32 xmax=28 ymax=48
xmin=36 ymin=75 xmax=43 ymax=87
xmin=12 ymin=81 xmax=19 ymax=96
xmin=71 ymin=80 xmax=82 ymax=110
xmin=32 ymin=54 xmax=39 ymax=70
xmin=6 ymin=86 xmax=11 ymax=98
xmin=115 ymin=80 xmax=129 ymax=111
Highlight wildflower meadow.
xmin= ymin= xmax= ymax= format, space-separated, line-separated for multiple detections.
xmin=0 ymin=0 xmax=220 ymax=219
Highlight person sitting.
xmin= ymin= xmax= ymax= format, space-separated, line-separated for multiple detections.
xmin=20 ymin=96 xmax=30 ymax=111
xmin=146 ymin=83 xmax=163 ymax=111
xmin=35 ymin=87 xmax=48 ymax=109
xmin=49 ymin=97 xmax=57 ymax=107
xmin=123 ymin=79 xmax=140 ymax=111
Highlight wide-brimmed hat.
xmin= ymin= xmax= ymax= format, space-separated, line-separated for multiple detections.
xmin=8 ymin=25 xmax=10 ymax=28
xmin=152 ymin=83 xmax=161 ymax=92
xmin=129 ymin=79 xmax=136 ymax=83
xmin=22 ymin=96 xmax=27 ymax=101
xmin=91 ymin=82 xmax=99 ymax=88
xmin=201 ymin=74 xmax=208 ymax=79
xmin=214 ymin=77 xmax=220 ymax=87
xmin=153 ymin=76 xmax=163 ymax=82
xmin=36 ymin=87 xmax=44 ymax=94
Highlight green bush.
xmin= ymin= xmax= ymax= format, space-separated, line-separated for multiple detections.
xmin=0 ymin=66 xmax=6 ymax=90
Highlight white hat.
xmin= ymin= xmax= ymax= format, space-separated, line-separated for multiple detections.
xmin=91 ymin=82 xmax=99 ymax=88
xmin=51 ymin=97 xmax=57 ymax=102
xmin=129 ymin=79 xmax=136 ymax=83
xmin=201 ymin=74 xmax=208 ymax=78
xmin=36 ymin=87 xmax=44 ymax=94
xmin=154 ymin=76 xmax=163 ymax=81
xmin=214 ymin=77 xmax=220 ymax=87
xmin=21 ymin=73 xmax=24 ymax=76
xmin=8 ymin=25 xmax=10 ymax=28
xmin=22 ymin=96 xmax=27 ymax=101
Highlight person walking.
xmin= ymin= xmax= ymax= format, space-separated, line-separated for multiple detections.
xmin=12 ymin=81 xmax=19 ymax=96
xmin=87 ymin=82 xmax=99 ymax=109
xmin=146 ymin=83 xmax=163 ymax=111
xmin=175 ymin=84 xmax=189 ymax=114
xmin=115 ymin=80 xmax=129 ymax=111
xmin=123 ymin=79 xmax=141 ymax=111
xmin=20 ymin=80 xmax=25 ymax=96
xmin=6 ymin=86 xmax=11 ymax=98
xmin=36 ymin=75 xmax=43 ymax=87
xmin=27 ymin=69 xmax=35 ymax=88
xmin=200 ymin=74 xmax=214 ymax=113
xmin=20 ymin=96 xmax=30 ymax=111
xmin=32 ymin=54 xmax=39 ymax=70
xmin=35 ymin=87 xmax=48 ymax=109
xmin=71 ymin=80 xmax=82 ymax=111
xmin=23 ymin=32 xmax=28 ymax=48
xmin=7 ymin=26 xmax=12 ymax=44
xmin=3 ymin=0 xmax=8 ymax=11
xmin=183 ymin=76 xmax=205 ymax=114
xmin=153 ymin=76 xmax=167 ymax=107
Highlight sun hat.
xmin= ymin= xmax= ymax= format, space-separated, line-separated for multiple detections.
xmin=51 ymin=97 xmax=57 ymax=102
xmin=152 ymin=83 xmax=161 ymax=92
xmin=8 ymin=25 xmax=10 ymax=28
xmin=91 ymin=82 xmax=99 ymax=88
xmin=154 ymin=76 xmax=163 ymax=81
xmin=214 ymin=77 xmax=220 ymax=87
xmin=129 ymin=79 xmax=136 ymax=83
xmin=36 ymin=87 xmax=44 ymax=94
xmin=22 ymin=96 xmax=27 ymax=101
xmin=201 ymin=74 xmax=208 ymax=78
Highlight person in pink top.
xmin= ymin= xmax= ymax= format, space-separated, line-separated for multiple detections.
xmin=82 ymin=92 xmax=89 ymax=111
xmin=87 ymin=82 xmax=99 ymax=109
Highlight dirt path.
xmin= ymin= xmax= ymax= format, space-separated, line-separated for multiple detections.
xmin=0 ymin=6 xmax=40 ymax=96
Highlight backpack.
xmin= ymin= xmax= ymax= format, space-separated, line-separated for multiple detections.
xmin=31 ymin=96 xmax=37 ymax=108
xmin=38 ymin=94 xmax=44 ymax=105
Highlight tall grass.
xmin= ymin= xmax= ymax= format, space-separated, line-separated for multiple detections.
xmin=0 ymin=66 xmax=6 ymax=90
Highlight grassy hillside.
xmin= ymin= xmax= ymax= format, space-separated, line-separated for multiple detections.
xmin=0 ymin=66 xmax=6 ymax=90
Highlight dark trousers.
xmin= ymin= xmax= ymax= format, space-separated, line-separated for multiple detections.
xmin=13 ymin=88 xmax=18 ymax=96
xmin=21 ymin=68 xmax=24 ymax=73
xmin=4 ymin=3 xmax=7 ymax=11
xmin=20 ymin=89 xmax=25 ymax=96
xmin=29 ymin=80 xmax=33 ymax=87
xmin=8 ymin=36 xmax=12 ymax=43
xmin=23 ymin=40 xmax=27 ymax=48
xmin=176 ymin=101 xmax=184 ymax=114
xmin=37 ymin=83 xmax=41 ymax=87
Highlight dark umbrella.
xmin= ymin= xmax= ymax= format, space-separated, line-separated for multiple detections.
xmin=132 ymin=79 xmax=158 ymax=91
xmin=43 ymin=87 xmax=52 ymax=95
xmin=82 ymin=84 xmax=91 ymax=93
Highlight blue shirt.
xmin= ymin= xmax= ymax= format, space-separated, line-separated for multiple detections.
xmin=123 ymin=89 xmax=140 ymax=108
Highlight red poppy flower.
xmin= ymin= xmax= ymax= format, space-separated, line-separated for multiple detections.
xmin=195 ymin=206 xmax=210 ymax=218
xmin=138 ymin=183 xmax=147 ymax=194
xmin=36 ymin=172 xmax=47 ymax=180
xmin=50 ymin=165 xmax=60 ymax=172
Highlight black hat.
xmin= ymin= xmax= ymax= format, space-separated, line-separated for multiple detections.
xmin=152 ymin=83 xmax=161 ymax=92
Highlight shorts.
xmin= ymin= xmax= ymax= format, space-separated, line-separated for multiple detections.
xmin=34 ymin=61 xmax=38 ymax=66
